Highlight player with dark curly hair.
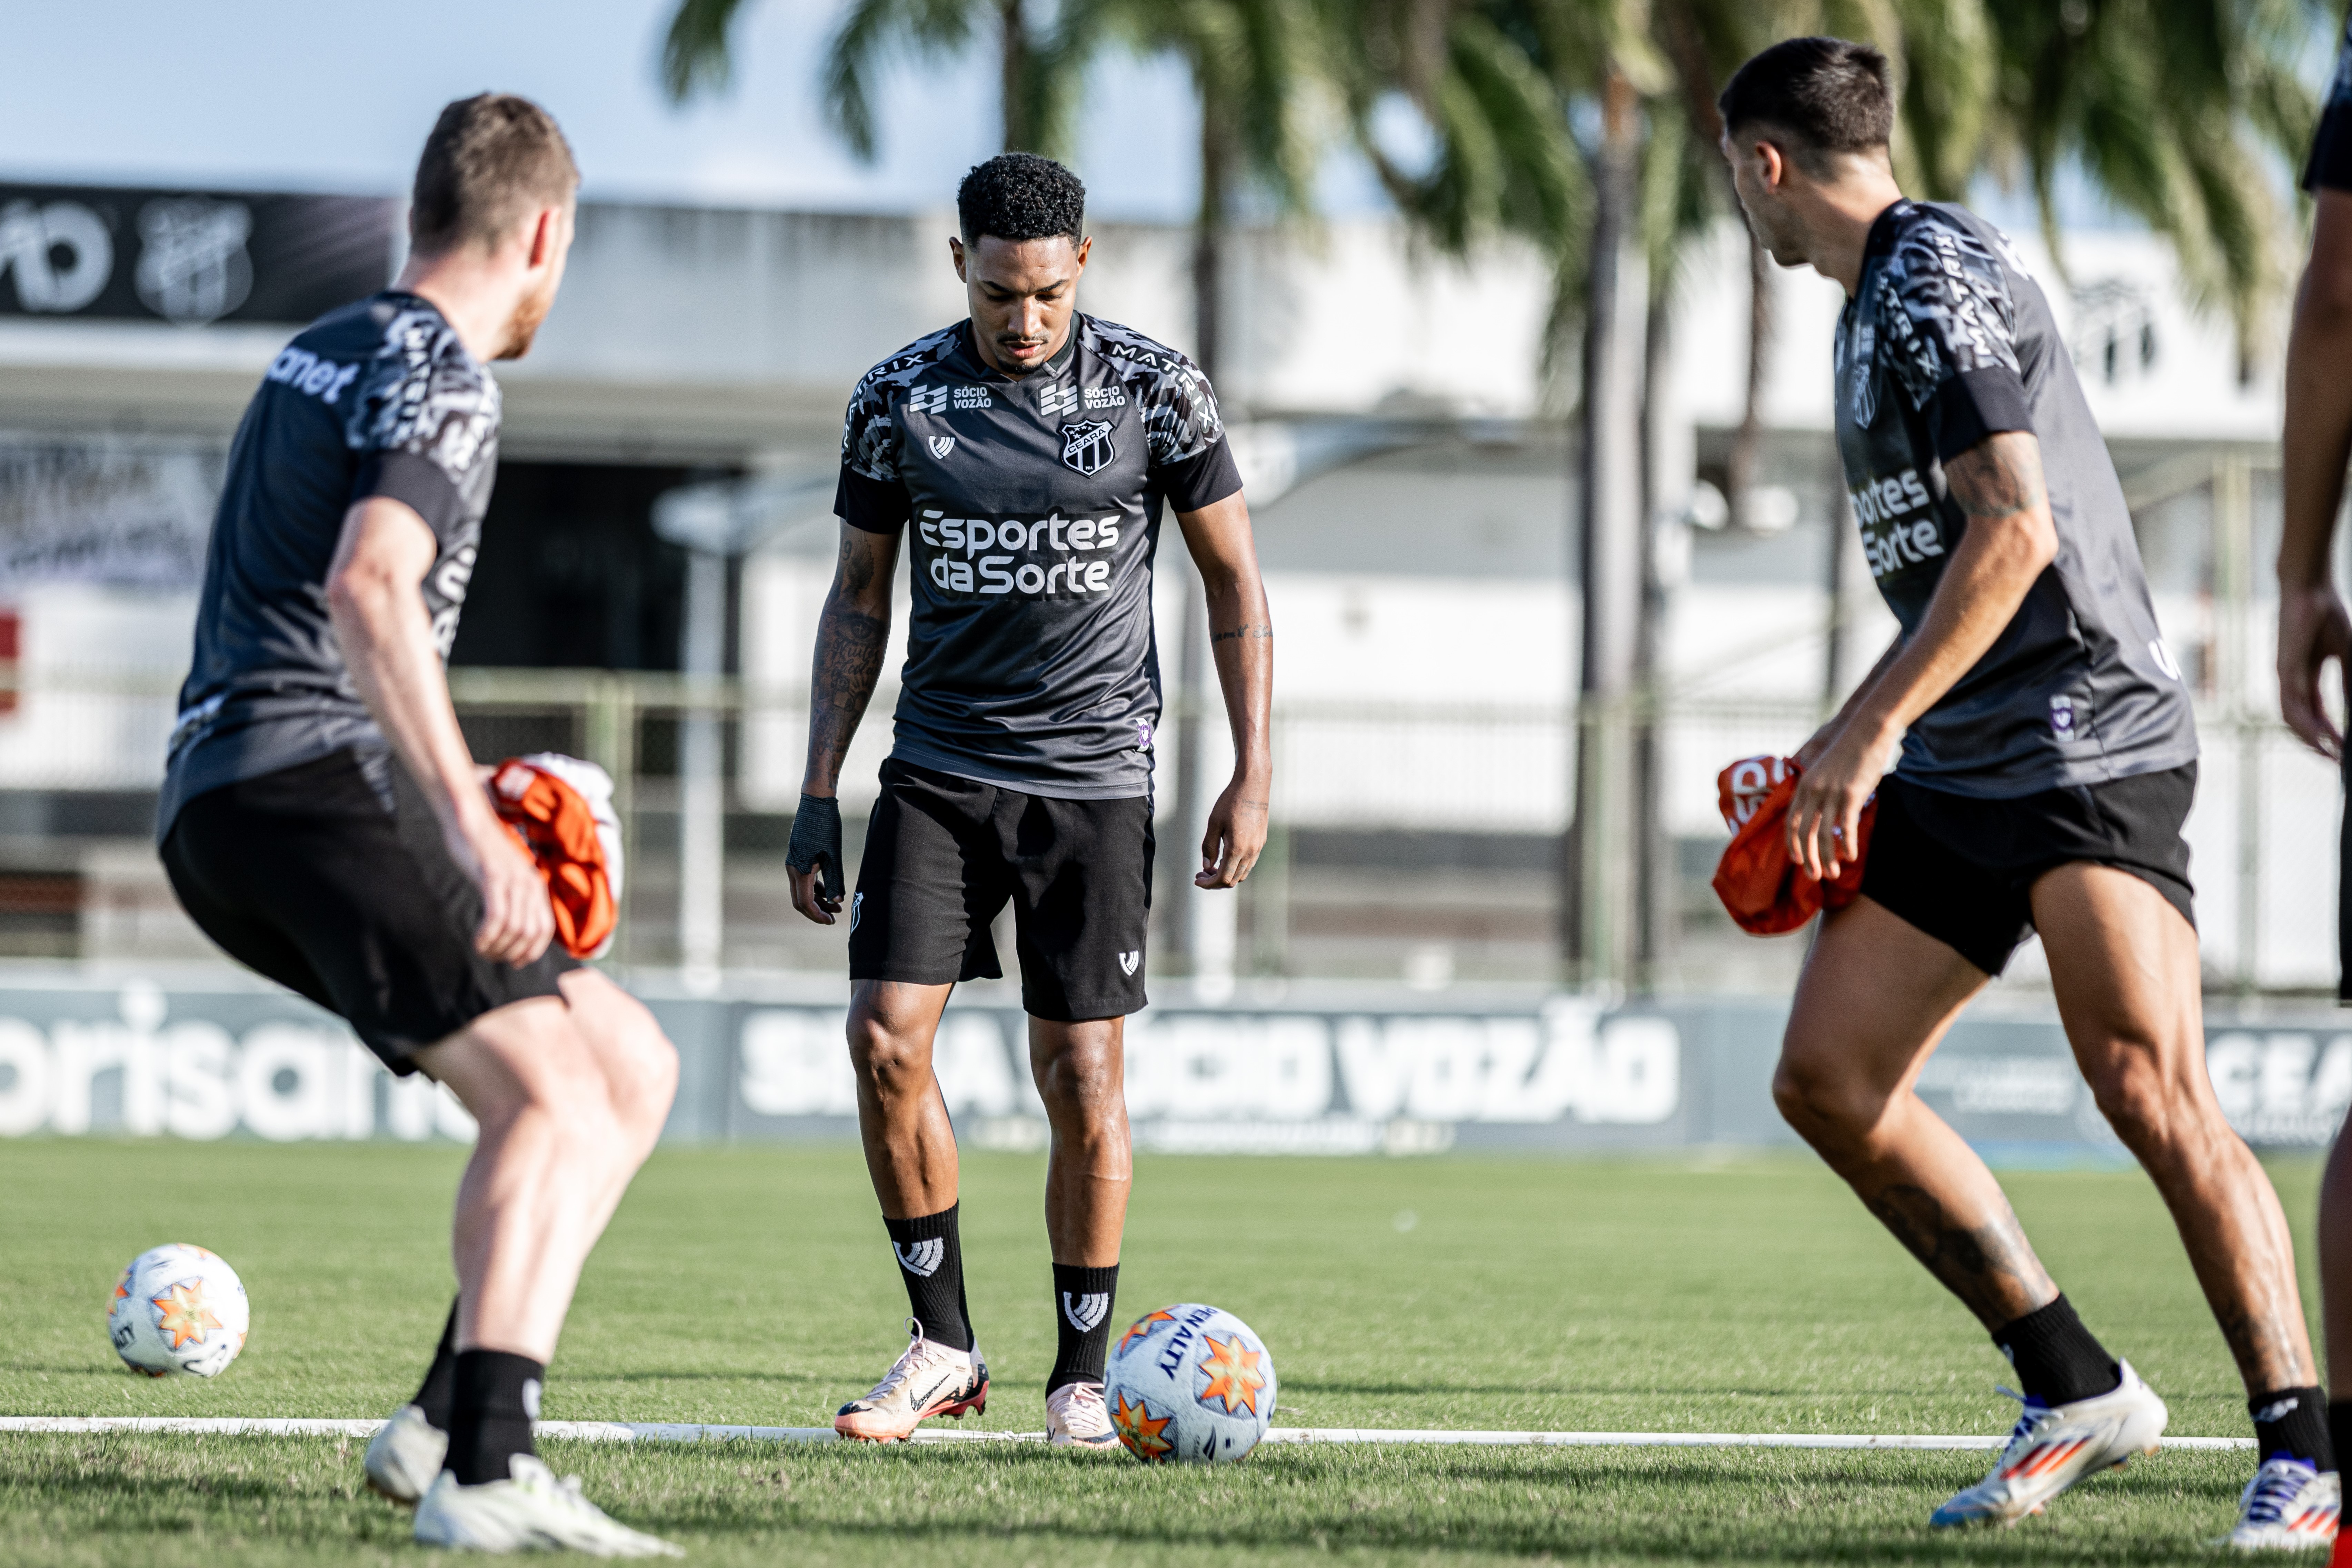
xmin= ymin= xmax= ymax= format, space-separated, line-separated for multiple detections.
xmin=784 ymin=152 xmax=1273 ymax=1446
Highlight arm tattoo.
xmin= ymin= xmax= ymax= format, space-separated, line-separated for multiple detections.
xmin=804 ymin=533 xmax=892 ymax=787
xmin=1211 ymin=623 xmax=1273 ymax=644
xmin=1863 ymin=1182 xmax=2054 ymax=1328
xmin=1944 ymin=433 xmax=2046 ymax=521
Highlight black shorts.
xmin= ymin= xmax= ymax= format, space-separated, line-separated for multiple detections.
xmin=848 ymin=758 xmax=1152 ymax=1021
xmin=160 ymin=747 xmax=577 ymax=1074
xmin=1858 ymin=763 xmax=2197 ymax=977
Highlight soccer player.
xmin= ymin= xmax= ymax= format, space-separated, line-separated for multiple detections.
xmin=1719 ymin=38 xmax=2336 ymax=1543
xmin=157 ymin=96 xmax=680 ymax=1555
xmin=2279 ymin=13 xmax=2352 ymax=1564
xmin=783 ymin=153 xmax=1272 ymax=1447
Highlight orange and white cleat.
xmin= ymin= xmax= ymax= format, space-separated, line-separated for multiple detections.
xmin=2221 ymin=1458 xmax=2338 ymax=1551
xmin=833 ymin=1320 xmax=988 ymax=1442
xmin=1931 ymin=1362 xmax=2168 ymax=1528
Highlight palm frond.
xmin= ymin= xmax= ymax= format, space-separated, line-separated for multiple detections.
xmin=661 ymin=0 xmax=753 ymax=102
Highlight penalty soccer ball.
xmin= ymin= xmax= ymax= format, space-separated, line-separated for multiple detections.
xmin=108 ymin=1244 xmax=250 ymax=1378
xmin=1104 ymin=1302 xmax=1275 ymax=1464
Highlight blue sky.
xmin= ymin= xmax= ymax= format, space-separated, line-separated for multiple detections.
xmin=0 ymin=0 xmax=1217 ymax=220
xmin=1 ymin=3 xmax=2333 ymax=230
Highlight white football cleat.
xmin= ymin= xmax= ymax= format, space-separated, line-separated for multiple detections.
xmin=1045 ymin=1381 xmax=1119 ymax=1448
xmin=413 ymin=1454 xmax=681 ymax=1556
xmin=2218 ymin=1457 xmax=2338 ymax=1551
xmin=1930 ymin=1361 xmax=2168 ymax=1528
xmin=833 ymin=1320 xmax=989 ymax=1442
xmin=362 ymin=1403 xmax=446 ymax=1505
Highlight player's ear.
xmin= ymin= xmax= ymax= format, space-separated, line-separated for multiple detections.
xmin=527 ymin=207 xmax=560 ymax=270
xmin=949 ymin=235 xmax=967 ymax=282
xmin=1073 ymin=235 xmax=1092 ymax=273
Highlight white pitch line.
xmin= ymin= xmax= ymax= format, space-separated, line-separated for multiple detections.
xmin=0 ymin=1416 xmax=2255 ymax=1451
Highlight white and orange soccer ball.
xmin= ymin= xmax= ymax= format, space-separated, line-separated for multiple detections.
xmin=108 ymin=1244 xmax=250 ymax=1378
xmin=1105 ymin=1302 xmax=1275 ymax=1464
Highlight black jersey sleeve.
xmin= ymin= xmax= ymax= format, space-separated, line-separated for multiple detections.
xmin=835 ymin=348 xmax=919 ymax=535
xmin=346 ymin=305 xmax=499 ymax=547
xmin=2306 ymin=19 xmax=2352 ymax=193
xmin=1090 ymin=322 xmax=1244 ymax=511
xmin=1873 ymin=213 xmax=2034 ymax=464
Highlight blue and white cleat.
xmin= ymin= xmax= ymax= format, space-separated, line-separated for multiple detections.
xmin=2218 ymin=1457 xmax=2338 ymax=1551
xmin=1930 ymin=1361 xmax=2168 ymax=1528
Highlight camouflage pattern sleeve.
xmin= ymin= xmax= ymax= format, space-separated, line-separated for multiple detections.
xmin=345 ymin=303 xmax=500 ymax=544
xmin=841 ymin=363 xmax=901 ymax=483
xmin=1871 ymin=207 xmax=2032 ymax=462
xmin=1088 ymin=320 xmax=1226 ymax=468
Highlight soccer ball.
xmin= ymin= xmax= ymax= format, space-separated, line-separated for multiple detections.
xmin=1104 ymin=1302 xmax=1275 ymax=1464
xmin=108 ymin=1244 xmax=250 ymax=1378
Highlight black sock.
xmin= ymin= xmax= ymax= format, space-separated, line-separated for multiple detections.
xmin=885 ymin=1205 xmax=971 ymax=1353
xmin=1049 ymin=1262 xmax=1119 ymax=1392
xmin=2251 ymin=1386 xmax=2335 ymax=1469
xmin=2330 ymin=1402 xmax=2352 ymax=1478
xmin=1990 ymin=1295 xmax=2120 ymax=1406
xmin=410 ymin=1298 xmax=459 ymax=1431
xmin=445 ymin=1350 xmax=543 ymax=1486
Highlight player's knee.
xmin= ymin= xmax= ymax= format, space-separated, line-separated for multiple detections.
xmin=592 ymin=995 xmax=679 ymax=1145
xmin=1035 ymin=1036 xmax=1121 ymax=1122
xmin=847 ymin=1011 xmax=930 ymax=1090
xmin=1771 ymin=1051 xmax=1874 ymax=1144
xmin=2082 ymin=1046 xmax=2183 ymax=1151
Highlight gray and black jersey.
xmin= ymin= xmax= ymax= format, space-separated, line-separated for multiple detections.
xmin=2306 ymin=12 xmax=2352 ymax=193
xmin=1832 ymin=199 xmax=2196 ymax=797
xmin=159 ymin=291 xmax=499 ymax=837
xmin=836 ymin=313 xmax=1242 ymax=799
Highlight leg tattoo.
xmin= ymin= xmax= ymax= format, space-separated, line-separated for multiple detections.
xmin=1865 ymin=1183 xmax=2053 ymax=1326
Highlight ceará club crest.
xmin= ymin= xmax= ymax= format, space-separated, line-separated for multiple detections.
xmin=1060 ymin=419 xmax=1116 ymax=476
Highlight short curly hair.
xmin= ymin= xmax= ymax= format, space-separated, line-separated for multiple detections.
xmin=956 ymin=153 xmax=1086 ymax=247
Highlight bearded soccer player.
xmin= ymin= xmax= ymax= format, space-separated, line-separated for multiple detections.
xmin=2279 ymin=15 xmax=2352 ymax=1565
xmin=158 ymin=97 xmax=679 ymax=1555
xmin=1720 ymin=38 xmax=2335 ymax=1544
xmin=783 ymin=153 xmax=1272 ymax=1447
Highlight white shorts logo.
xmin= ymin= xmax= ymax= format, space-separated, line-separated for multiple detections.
xmin=1062 ymin=1291 xmax=1109 ymax=1332
xmin=894 ymin=1239 xmax=943 ymax=1277
xmin=928 ymin=436 xmax=955 ymax=459
xmin=850 ymin=891 xmax=864 ymax=932
xmin=1118 ymin=950 xmax=1140 ymax=976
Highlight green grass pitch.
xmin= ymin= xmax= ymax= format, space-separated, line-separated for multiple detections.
xmin=0 ymin=1138 xmax=2328 ymax=1564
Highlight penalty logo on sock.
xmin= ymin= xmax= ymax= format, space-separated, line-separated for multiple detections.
xmin=521 ymin=1379 xmax=542 ymax=1419
xmin=2254 ymin=1396 xmax=2302 ymax=1423
xmin=894 ymin=1239 xmax=944 ymax=1278
xmin=1062 ymin=1291 xmax=1109 ymax=1333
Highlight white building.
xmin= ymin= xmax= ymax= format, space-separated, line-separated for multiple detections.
xmin=0 ymin=183 xmax=2325 ymax=989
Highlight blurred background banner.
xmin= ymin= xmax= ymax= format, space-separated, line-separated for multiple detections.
xmin=0 ymin=976 xmax=2342 ymax=1159
xmin=0 ymin=184 xmax=395 ymax=327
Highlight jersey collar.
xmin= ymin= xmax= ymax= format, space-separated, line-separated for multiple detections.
xmin=953 ymin=314 xmax=1084 ymax=383
xmin=1861 ymin=198 xmax=1916 ymax=262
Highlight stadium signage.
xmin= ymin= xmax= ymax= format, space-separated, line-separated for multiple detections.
xmin=0 ymin=983 xmax=2340 ymax=1155
xmin=0 ymin=183 xmax=393 ymax=327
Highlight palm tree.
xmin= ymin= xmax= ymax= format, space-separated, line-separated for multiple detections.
xmin=1338 ymin=0 xmax=2312 ymax=986
xmin=661 ymin=0 xmax=1073 ymax=159
xmin=1974 ymin=0 xmax=2316 ymax=378
xmin=1041 ymin=0 xmax=1331 ymax=383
